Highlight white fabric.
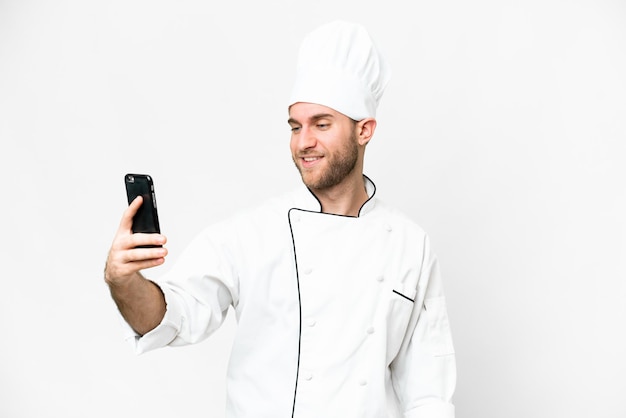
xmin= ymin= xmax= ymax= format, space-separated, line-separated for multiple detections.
xmin=289 ymin=21 xmax=391 ymax=121
xmin=123 ymin=177 xmax=456 ymax=417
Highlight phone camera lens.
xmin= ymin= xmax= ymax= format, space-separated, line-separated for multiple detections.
xmin=127 ymin=175 xmax=135 ymax=183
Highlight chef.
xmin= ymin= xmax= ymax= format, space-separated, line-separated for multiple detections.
xmin=105 ymin=20 xmax=456 ymax=418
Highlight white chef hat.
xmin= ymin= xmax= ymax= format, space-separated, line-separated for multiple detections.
xmin=288 ymin=20 xmax=391 ymax=121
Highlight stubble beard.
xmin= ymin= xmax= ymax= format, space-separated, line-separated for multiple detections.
xmin=293 ymin=132 xmax=359 ymax=191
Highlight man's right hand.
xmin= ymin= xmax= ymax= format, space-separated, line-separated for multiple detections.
xmin=104 ymin=196 xmax=168 ymax=336
xmin=104 ymin=195 xmax=168 ymax=287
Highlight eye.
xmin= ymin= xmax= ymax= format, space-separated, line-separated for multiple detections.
xmin=290 ymin=126 xmax=301 ymax=133
xmin=317 ymin=123 xmax=330 ymax=130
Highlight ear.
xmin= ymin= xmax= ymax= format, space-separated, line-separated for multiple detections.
xmin=356 ymin=118 xmax=377 ymax=146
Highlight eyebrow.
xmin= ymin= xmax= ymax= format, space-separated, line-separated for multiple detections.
xmin=287 ymin=113 xmax=335 ymax=125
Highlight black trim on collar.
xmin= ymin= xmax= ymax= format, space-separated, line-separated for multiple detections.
xmin=358 ymin=174 xmax=376 ymax=217
xmin=302 ymin=174 xmax=377 ymax=218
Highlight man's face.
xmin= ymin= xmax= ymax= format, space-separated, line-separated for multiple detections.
xmin=288 ymin=102 xmax=359 ymax=191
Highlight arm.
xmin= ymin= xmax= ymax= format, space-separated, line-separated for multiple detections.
xmin=104 ymin=196 xmax=168 ymax=336
xmin=391 ymin=238 xmax=456 ymax=418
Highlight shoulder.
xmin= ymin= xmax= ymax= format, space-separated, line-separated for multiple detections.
xmin=371 ymin=197 xmax=428 ymax=237
xmin=201 ymin=190 xmax=295 ymax=237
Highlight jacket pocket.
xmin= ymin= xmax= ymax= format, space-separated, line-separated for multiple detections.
xmin=385 ymin=287 xmax=417 ymax=365
xmin=423 ymin=296 xmax=455 ymax=356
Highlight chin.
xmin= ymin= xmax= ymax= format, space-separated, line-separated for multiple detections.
xmin=300 ymin=174 xmax=320 ymax=189
xmin=302 ymin=175 xmax=343 ymax=191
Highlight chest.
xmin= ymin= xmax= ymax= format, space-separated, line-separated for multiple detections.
xmin=289 ymin=209 xmax=396 ymax=313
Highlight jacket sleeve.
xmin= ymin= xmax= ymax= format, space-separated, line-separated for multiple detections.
xmin=390 ymin=235 xmax=457 ymax=418
xmin=122 ymin=223 xmax=239 ymax=355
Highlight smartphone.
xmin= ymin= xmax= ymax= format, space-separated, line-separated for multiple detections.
xmin=124 ymin=174 xmax=161 ymax=239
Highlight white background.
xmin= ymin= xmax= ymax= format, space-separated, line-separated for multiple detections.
xmin=1 ymin=0 xmax=625 ymax=417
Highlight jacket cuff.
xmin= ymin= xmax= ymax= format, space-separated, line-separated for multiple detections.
xmin=404 ymin=402 xmax=455 ymax=418
xmin=120 ymin=283 xmax=184 ymax=354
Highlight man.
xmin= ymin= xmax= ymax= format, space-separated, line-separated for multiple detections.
xmin=105 ymin=21 xmax=456 ymax=417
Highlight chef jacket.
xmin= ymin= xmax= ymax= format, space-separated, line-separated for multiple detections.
xmin=123 ymin=176 xmax=456 ymax=417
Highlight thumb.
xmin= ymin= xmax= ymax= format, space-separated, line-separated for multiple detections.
xmin=119 ymin=195 xmax=143 ymax=233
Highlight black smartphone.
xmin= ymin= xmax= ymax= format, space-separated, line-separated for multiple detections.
xmin=124 ymin=174 xmax=161 ymax=237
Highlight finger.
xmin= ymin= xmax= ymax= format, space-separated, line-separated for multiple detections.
xmin=129 ymin=233 xmax=167 ymax=248
xmin=124 ymin=257 xmax=166 ymax=275
xmin=112 ymin=230 xmax=167 ymax=252
xmin=107 ymin=255 xmax=166 ymax=280
xmin=106 ymin=245 xmax=168 ymax=277
xmin=131 ymin=257 xmax=166 ymax=271
xmin=118 ymin=195 xmax=144 ymax=232
xmin=123 ymin=246 xmax=168 ymax=264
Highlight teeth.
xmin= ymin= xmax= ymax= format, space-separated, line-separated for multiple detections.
xmin=303 ymin=157 xmax=319 ymax=162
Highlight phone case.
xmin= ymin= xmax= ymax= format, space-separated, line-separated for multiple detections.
xmin=124 ymin=173 xmax=161 ymax=235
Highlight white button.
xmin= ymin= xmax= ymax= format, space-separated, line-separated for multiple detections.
xmin=385 ymin=224 xmax=392 ymax=232
xmin=359 ymin=379 xmax=368 ymax=386
xmin=376 ymin=275 xmax=384 ymax=282
xmin=306 ymin=318 xmax=316 ymax=327
xmin=366 ymin=327 xmax=375 ymax=335
xmin=302 ymin=372 xmax=313 ymax=381
xmin=303 ymin=267 xmax=313 ymax=275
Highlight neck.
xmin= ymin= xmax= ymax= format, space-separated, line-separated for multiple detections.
xmin=310 ymin=172 xmax=368 ymax=217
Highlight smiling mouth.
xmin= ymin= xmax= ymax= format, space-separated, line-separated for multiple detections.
xmin=298 ymin=155 xmax=323 ymax=169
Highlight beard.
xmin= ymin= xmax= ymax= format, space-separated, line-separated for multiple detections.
xmin=293 ymin=131 xmax=359 ymax=191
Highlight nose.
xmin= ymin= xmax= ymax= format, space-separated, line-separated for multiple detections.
xmin=294 ymin=125 xmax=317 ymax=151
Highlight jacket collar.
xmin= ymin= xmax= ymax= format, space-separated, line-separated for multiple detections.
xmin=293 ymin=175 xmax=377 ymax=217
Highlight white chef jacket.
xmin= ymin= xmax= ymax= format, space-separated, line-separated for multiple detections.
xmin=124 ymin=176 xmax=456 ymax=417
